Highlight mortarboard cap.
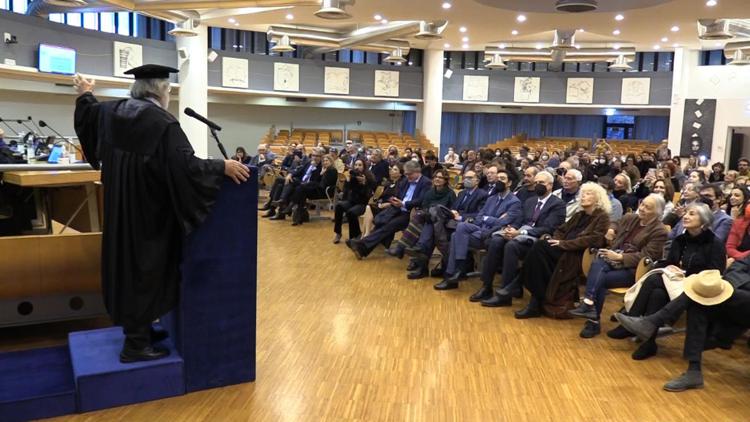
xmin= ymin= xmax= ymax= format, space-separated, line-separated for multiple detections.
xmin=124 ymin=64 xmax=179 ymax=80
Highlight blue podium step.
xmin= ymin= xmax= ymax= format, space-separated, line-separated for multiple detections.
xmin=68 ymin=327 xmax=185 ymax=412
xmin=0 ymin=346 xmax=77 ymax=422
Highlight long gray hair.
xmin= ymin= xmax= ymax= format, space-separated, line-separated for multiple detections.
xmin=130 ymin=78 xmax=170 ymax=102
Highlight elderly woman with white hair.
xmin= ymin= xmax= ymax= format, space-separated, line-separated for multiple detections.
xmin=568 ymin=194 xmax=668 ymax=338
xmin=514 ymin=182 xmax=612 ymax=319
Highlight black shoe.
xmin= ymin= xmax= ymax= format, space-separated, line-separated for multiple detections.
xmin=498 ymin=285 xmax=523 ymax=299
xmin=481 ymin=293 xmax=513 ymax=307
xmin=404 ymin=246 xmax=429 ymax=260
xmin=469 ymin=286 xmax=493 ymax=302
xmin=406 ymin=259 xmax=419 ymax=272
xmin=407 ymin=266 xmax=428 ymax=280
xmin=262 ymin=208 xmax=277 ymax=218
xmin=333 ymin=234 xmax=341 ymax=244
xmin=386 ymin=246 xmax=405 ymax=259
xmin=568 ymin=302 xmax=598 ymax=320
xmin=348 ymin=239 xmax=367 ymax=260
xmin=579 ymin=320 xmax=601 ymax=338
xmin=704 ymin=336 xmax=734 ymax=351
xmin=119 ymin=345 xmax=170 ymax=363
xmin=430 ymin=265 xmax=445 ymax=278
xmin=269 ymin=213 xmax=286 ymax=221
xmin=259 ymin=203 xmax=271 ymax=211
xmin=514 ymin=303 xmax=542 ymax=319
xmin=445 ymin=271 xmax=467 ymax=283
xmin=150 ymin=328 xmax=169 ymax=344
xmin=606 ymin=325 xmax=634 ymax=340
xmin=433 ymin=279 xmax=458 ymax=290
xmin=632 ymin=340 xmax=658 ymax=360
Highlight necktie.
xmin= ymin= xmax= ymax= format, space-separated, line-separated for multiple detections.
xmin=488 ymin=184 xmax=495 ymax=194
xmin=531 ymin=201 xmax=543 ymax=224
xmin=458 ymin=192 xmax=470 ymax=209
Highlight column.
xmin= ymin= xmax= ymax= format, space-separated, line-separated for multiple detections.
xmin=419 ymin=48 xmax=444 ymax=153
xmin=666 ymin=48 xmax=699 ymax=159
xmin=177 ymin=25 xmax=209 ymax=158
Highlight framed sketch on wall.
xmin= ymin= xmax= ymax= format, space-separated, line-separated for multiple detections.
xmin=273 ymin=62 xmax=299 ymax=92
xmin=462 ymin=75 xmax=489 ymax=101
xmin=621 ymin=77 xmax=651 ymax=105
xmin=113 ymin=41 xmax=142 ymax=77
xmin=324 ymin=67 xmax=350 ymax=95
xmin=374 ymin=70 xmax=399 ymax=97
xmin=566 ymin=78 xmax=594 ymax=104
xmin=222 ymin=57 xmax=249 ymax=88
xmin=513 ymin=77 xmax=540 ymax=102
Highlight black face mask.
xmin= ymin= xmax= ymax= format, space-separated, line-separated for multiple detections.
xmin=496 ymin=181 xmax=507 ymax=193
xmin=534 ymin=184 xmax=548 ymax=197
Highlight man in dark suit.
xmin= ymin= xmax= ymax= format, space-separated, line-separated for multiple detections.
xmin=368 ymin=149 xmax=390 ymax=185
xmin=347 ymin=160 xmax=431 ymax=259
xmin=514 ymin=167 xmax=539 ymax=204
xmin=421 ymin=152 xmax=444 ymax=179
xmin=480 ymin=165 xmax=501 ymax=197
xmin=473 ymin=171 xmax=567 ymax=306
xmin=435 ymin=169 xmax=523 ymax=290
xmin=405 ymin=170 xmax=488 ymax=279
xmin=342 ymin=141 xmax=363 ymax=169
xmin=269 ymin=150 xmax=323 ymax=221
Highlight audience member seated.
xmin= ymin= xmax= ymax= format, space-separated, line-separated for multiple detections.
xmin=552 ymin=168 xmax=582 ymax=222
xmin=342 ymin=141 xmax=363 ymax=169
xmin=386 ymin=169 xmax=456 ymax=259
xmin=472 ymin=171 xmax=566 ymax=305
xmin=434 ymin=169 xmax=523 ymax=290
xmin=650 ymin=178 xmax=675 ymax=219
xmin=708 ymin=162 xmax=725 ymax=183
xmin=725 ymin=185 xmax=749 ymax=220
xmin=655 ymin=140 xmax=671 ymax=162
xmin=362 ymin=164 xmax=405 ymax=238
xmin=287 ymin=152 xmax=339 ymax=225
xmin=613 ymin=173 xmax=639 ymax=213
xmin=330 ymin=148 xmax=345 ymax=173
xmin=722 ymin=170 xmax=738 ymax=197
xmin=667 ymin=185 xmax=732 ymax=247
xmin=333 ymin=159 xmax=376 ymax=243
xmin=232 ymin=146 xmax=251 ymax=164
xmin=346 ymin=161 xmax=431 ymax=259
xmin=597 ymin=176 xmax=623 ymax=224
xmin=608 ymin=202 xmax=726 ymax=360
xmin=368 ymin=149 xmax=389 ymax=185
xmin=513 ymin=167 xmax=539 ymax=204
xmin=478 ymin=165 xmax=501 ymax=197
xmin=405 ymin=170 xmax=488 ymax=279
xmin=513 ymin=183 xmax=611 ymax=318
xmin=567 ymin=194 xmax=668 ymax=338
xmin=462 ymin=150 xmax=478 ymax=175
xmin=623 ymin=154 xmax=642 ymax=184
xmin=616 ymin=270 xmax=748 ymax=392
xmin=663 ymin=182 xmax=701 ymax=227
xmin=269 ymin=149 xmax=324 ymax=222
xmin=261 ymin=146 xmax=308 ymax=217
xmin=738 ymin=157 xmax=750 ymax=178
xmin=725 ymin=187 xmax=750 ymax=264
xmin=421 ymin=152 xmax=444 ymax=180
xmin=444 ymin=147 xmax=460 ymax=165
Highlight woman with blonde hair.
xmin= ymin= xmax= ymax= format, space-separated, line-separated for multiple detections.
xmin=515 ymin=182 xmax=612 ymax=318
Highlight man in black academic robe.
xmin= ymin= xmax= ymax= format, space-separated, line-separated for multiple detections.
xmin=73 ymin=65 xmax=249 ymax=363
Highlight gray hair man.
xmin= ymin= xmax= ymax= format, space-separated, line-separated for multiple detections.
xmin=552 ymin=168 xmax=583 ymax=221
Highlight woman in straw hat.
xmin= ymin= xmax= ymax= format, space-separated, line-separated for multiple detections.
xmin=616 ymin=269 xmax=742 ymax=392
xmin=607 ymin=203 xmax=726 ymax=360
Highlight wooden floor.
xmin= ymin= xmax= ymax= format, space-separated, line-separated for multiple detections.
xmin=9 ymin=210 xmax=750 ymax=421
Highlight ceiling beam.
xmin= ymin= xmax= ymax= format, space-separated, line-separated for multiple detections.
xmin=134 ymin=0 xmax=319 ymax=11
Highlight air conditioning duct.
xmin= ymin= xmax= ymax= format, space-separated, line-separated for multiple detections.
xmin=609 ymin=55 xmax=633 ymax=71
xmin=484 ymin=53 xmax=507 ymax=69
xmin=271 ymin=34 xmax=295 ymax=53
xmin=551 ymin=30 xmax=576 ymax=50
xmin=314 ymin=0 xmax=354 ymax=20
xmin=555 ymin=0 xmax=598 ymax=13
xmin=267 ymin=25 xmax=410 ymax=54
xmin=384 ymin=48 xmax=407 ymax=63
xmin=724 ymin=41 xmax=750 ymax=65
xmin=168 ymin=16 xmax=201 ymax=37
xmin=415 ymin=20 xmax=448 ymax=40
xmin=697 ymin=19 xmax=750 ymax=40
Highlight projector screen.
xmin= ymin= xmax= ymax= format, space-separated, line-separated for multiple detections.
xmin=38 ymin=44 xmax=76 ymax=75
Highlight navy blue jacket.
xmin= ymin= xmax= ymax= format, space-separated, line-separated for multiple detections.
xmin=517 ymin=194 xmax=567 ymax=238
xmin=474 ymin=192 xmax=523 ymax=235
xmin=397 ymin=176 xmax=433 ymax=211
xmin=454 ymin=188 xmax=488 ymax=220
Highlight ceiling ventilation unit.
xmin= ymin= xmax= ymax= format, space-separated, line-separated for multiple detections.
xmin=724 ymin=41 xmax=750 ymax=65
xmin=697 ymin=19 xmax=750 ymax=40
xmin=555 ymin=0 xmax=598 ymax=13
xmin=484 ymin=53 xmax=507 ymax=69
xmin=315 ymin=0 xmax=354 ymax=20
xmin=608 ymin=54 xmax=632 ymax=71
xmin=384 ymin=48 xmax=407 ymax=63
xmin=271 ymin=34 xmax=295 ymax=53
xmin=168 ymin=17 xmax=201 ymax=37
xmin=551 ymin=30 xmax=576 ymax=49
xmin=415 ymin=21 xmax=448 ymax=40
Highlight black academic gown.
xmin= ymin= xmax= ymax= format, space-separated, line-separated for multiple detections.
xmin=74 ymin=93 xmax=225 ymax=329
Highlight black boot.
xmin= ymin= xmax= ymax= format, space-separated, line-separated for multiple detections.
xmin=430 ymin=262 xmax=445 ymax=278
xmin=406 ymin=258 xmax=419 ymax=272
xmin=291 ymin=206 xmax=304 ymax=226
xmin=386 ymin=245 xmax=405 ymax=259
xmin=514 ymin=297 xmax=542 ymax=319
xmin=469 ymin=286 xmax=493 ymax=302
xmin=407 ymin=259 xmax=429 ymax=279
xmin=258 ymin=201 xmax=271 ymax=211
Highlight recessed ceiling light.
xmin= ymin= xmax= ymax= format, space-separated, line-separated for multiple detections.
xmin=517 ymin=14 xmax=527 ymax=23
xmin=661 ymin=37 xmax=668 ymax=42
xmin=578 ymin=28 xmax=585 ymax=32
xmin=511 ymin=29 xmax=519 ymax=35
xmin=575 ymin=45 xmax=581 ymax=49
xmin=653 ymin=44 xmax=661 ymax=50
xmin=535 ymin=43 xmax=542 ymax=50
xmin=459 ymin=26 xmax=467 ymax=33
xmin=228 ymin=18 xmax=236 ymax=23
xmin=615 ymin=14 xmax=624 ymax=21
xmin=613 ymin=44 xmax=621 ymax=50
xmin=706 ymin=0 xmax=717 ymax=6
xmin=444 ymin=43 xmax=450 ymax=48
xmin=673 ymin=43 xmax=680 ymax=48
xmin=499 ymin=43 xmax=506 ymax=49
xmin=285 ymin=13 xmax=294 ymax=20
xmin=462 ymin=44 xmax=469 ymax=49
xmin=715 ymin=42 xmax=722 ymax=47
xmin=374 ymin=14 xmax=382 ymax=20
xmin=234 ymin=22 xmax=239 ymax=27
xmin=462 ymin=36 xmax=469 ymax=42
xmin=441 ymin=2 xmax=452 ymax=9
xmin=671 ymin=26 xmax=680 ymax=32
xmin=381 ymin=19 xmax=388 ymax=24
xmin=613 ymin=29 xmax=621 ymax=35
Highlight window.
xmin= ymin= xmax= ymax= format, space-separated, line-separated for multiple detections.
xmin=100 ymin=12 xmax=115 ymax=33
xmin=352 ymin=50 xmax=365 ymax=64
xmin=116 ymin=12 xmax=131 ymax=36
xmin=463 ymin=52 xmax=477 ymax=70
xmin=535 ymin=62 xmax=548 ymax=72
xmin=11 ymin=0 xmax=26 ymax=13
xmin=641 ymin=52 xmax=656 ymax=71
xmin=338 ymin=49 xmax=352 ymax=63
xmin=594 ymin=62 xmax=609 ymax=72
xmin=448 ymin=51 xmax=462 ymax=69
xmin=49 ymin=13 xmax=64 ymax=23
xmin=519 ymin=62 xmax=532 ymax=71
xmin=579 ymin=62 xmax=593 ymax=72
xmin=366 ymin=52 xmax=379 ymax=65
xmin=657 ymin=52 xmax=673 ymax=71
xmin=505 ymin=61 xmax=519 ymax=71
xmin=66 ymin=13 xmax=82 ymax=27
xmin=83 ymin=12 xmax=98 ymax=30
xmin=563 ymin=62 xmax=577 ymax=72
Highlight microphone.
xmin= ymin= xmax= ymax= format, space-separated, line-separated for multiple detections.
xmin=39 ymin=120 xmax=86 ymax=160
xmin=28 ymin=116 xmax=43 ymax=134
xmin=0 ymin=117 xmax=21 ymax=136
xmin=184 ymin=107 xmax=222 ymax=132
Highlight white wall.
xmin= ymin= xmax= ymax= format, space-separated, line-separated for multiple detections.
xmin=668 ymin=48 xmax=750 ymax=162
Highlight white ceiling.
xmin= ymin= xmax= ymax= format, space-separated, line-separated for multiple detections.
xmin=195 ymin=0 xmax=750 ymax=51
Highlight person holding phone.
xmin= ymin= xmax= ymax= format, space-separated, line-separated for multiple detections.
xmin=567 ymin=194 xmax=668 ymax=338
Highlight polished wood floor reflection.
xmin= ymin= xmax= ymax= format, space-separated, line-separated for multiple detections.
xmin=39 ymin=212 xmax=750 ymax=420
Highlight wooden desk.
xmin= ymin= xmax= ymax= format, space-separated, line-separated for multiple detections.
xmin=3 ymin=170 xmax=100 ymax=187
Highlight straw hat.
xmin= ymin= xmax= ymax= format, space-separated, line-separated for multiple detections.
xmin=683 ymin=270 xmax=734 ymax=306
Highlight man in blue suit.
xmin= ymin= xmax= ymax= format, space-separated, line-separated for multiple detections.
xmin=473 ymin=171 xmax=567 ymax=306
xmin=348 ymin=160 xmax=431 ymax=259
xmin=405 ymin=170 xmax=488 ymax=279
xmin=435 ymin=169 xmax=522 ymax=290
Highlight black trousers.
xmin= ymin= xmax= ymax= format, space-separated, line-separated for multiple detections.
xmin=480 ymin=235 xmax=534 ymax=290
xmin=521 ymin=239 xmax=563 ymax=301
xmin=684 ymin=290 xmax=750 ymax=362
xmin=268 ymin=177 xmax=285 ymax=202
xmin=361 ymin=209 xmax=410 ymax=255
xmin=290 ymin=183 xmax=325 ymax=206
xmin=123 ymin=323 xmax=151 ymax=350
xmin=334 ymin=201 xmax=366 ymax=238
xmin=628 ymin=274 xmax=671 ymax=318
